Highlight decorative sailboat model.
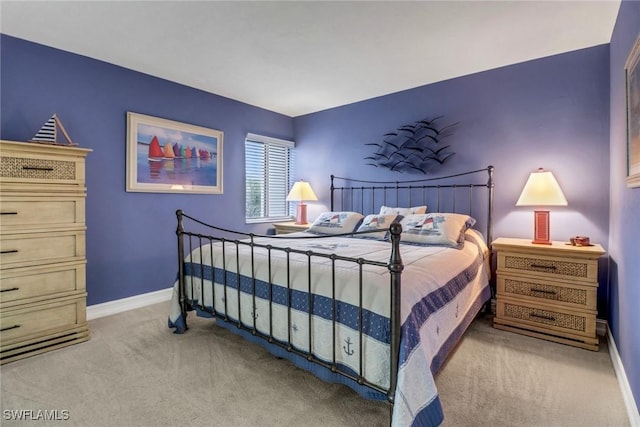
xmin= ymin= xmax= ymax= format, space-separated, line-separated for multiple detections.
xmin=31 ymin=114 xmax=77 ymax=146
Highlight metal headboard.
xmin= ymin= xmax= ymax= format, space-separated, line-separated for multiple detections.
xmin=330 ymin=166 xmax=495 ymax=243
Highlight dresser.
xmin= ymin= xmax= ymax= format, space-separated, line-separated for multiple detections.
xmin=492 ymin=237 xmax=605 ymax=351
xmin=0 ymin=140 xmax=91 ymax=364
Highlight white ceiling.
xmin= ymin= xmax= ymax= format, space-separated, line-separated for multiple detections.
xmin=1 ymin=1 xmax=621 ymax=117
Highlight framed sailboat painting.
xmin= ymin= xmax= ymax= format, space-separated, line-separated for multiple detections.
xmin=126 ymin=112 xmax=223 ymax=194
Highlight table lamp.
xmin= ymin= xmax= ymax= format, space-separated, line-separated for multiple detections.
xmin=286 ymin=180 xmax=318 ymax=224
xmin=516 ymin=168 xmax=567 ymax=245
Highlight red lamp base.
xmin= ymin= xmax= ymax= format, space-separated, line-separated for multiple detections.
xmin=532 ymin=209 xmax=551 ymax=244
xmin=294 ymin=203 xmax=308 ymax=225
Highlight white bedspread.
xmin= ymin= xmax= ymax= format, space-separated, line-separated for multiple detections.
xmin=169 ymin=230 xmax=490 ymax=427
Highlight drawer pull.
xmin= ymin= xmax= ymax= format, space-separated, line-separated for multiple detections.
xmin=0 ymin=249 xmax=19 ymax=254
xmin=22 ymin=166 xmax=54 ymax=172
xmin=530 ymin=288 xmax=557 ymax=295
xmin=0 ymin=287 xmax=19 ymax=293
xmin=530 ymin=263 xmax=557 ymax=270
xmin=0 ymin=212 xmax=18 ymax=215
xmin=0 ymin=324 xmax=21 ymax=332
xmin=530 ymin=313 xmax=556 ymax=322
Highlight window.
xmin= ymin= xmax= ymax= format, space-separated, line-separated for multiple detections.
xmin=245 ymin=133 xmax=295 ymax=223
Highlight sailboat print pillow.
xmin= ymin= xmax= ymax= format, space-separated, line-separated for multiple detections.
xmin=399 ymin=213 xmax=476 ymax=249
xmin=307 ymin=212 xmax=364 ymax=235
xmin=354 ymin=214 xmax=401 ymax=240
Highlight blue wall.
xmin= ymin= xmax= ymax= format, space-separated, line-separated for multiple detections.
xmin=609 ymin=0 xmax=640 ymax=411
xmin=293 ymin=45 xmax=612 ymax=313
xmin=0 ymin=34 xmax=294 ymax=305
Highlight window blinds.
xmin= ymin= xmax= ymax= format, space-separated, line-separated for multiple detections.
xmin=245 ymin=134 xmax=295 ymax=222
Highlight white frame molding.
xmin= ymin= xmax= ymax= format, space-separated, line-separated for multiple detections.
xmin=126 ymin=112 xmax=224 ymax=194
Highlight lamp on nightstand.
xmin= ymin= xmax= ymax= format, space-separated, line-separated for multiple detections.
xmin=516 ymin=168 xmax=567 ymax=245
xmin=286 ymin=180 xmax=318 ymax=225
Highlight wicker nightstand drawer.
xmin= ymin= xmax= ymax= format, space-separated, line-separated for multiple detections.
xmin=496 ymin=275 xmax=596 ymax=310
xmin=497 ymin=251 xmax=598 ymax=284
xmin=495 ymin=299 xmax=596 ymax=341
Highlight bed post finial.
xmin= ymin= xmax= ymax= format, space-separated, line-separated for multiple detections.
xmin=387 ymin=222 xmax=403 ymax=405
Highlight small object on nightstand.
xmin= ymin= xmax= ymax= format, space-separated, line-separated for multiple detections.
xmin=492 ymin=237 xmax=605 ymax=351
xmin=273 ymin=221 xmax=310 ymax=235
xmin=569 ymin=236 xmax=591 ymax=246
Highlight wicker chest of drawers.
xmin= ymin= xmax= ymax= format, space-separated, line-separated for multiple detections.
xmin=492 ymin=237 xmax=605 ymax=351
xmin=0 ymin=140 xmax=91 ymax=363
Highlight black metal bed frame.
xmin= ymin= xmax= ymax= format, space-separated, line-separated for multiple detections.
xmin=175 ymin=165 xmax=494 ymax=423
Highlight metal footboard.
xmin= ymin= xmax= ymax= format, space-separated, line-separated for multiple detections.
xmin=175 ymin=211 xmax=404 ymax=405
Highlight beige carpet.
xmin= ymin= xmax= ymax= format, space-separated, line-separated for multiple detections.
xmin=0 ymin=301 xmax=629 ymax=427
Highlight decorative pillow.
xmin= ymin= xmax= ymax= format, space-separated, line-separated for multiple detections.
xmin=307 ymin=211 xmax=364 ymax=235
xmin=399 ymin=213 xmax=476 ymax=249
xmin=354 ymin=214 xmax=400 ymax=240
xmin=379 ymin=205 xmax=427 ymax=216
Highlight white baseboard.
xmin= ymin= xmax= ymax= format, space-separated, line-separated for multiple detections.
xmin=86 ymin=288 xmax=173 ymax=321
xmin=606 ymin=324 xmax=640 ymax=427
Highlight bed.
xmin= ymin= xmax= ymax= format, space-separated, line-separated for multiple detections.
xmin=168 ymin=166 xmax=494 ymax=427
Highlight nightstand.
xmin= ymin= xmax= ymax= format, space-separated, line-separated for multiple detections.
xmin=272 ymin=221 xmax=310 ymax=235
xmin=492 ymin=237 xmax=605 ymax=351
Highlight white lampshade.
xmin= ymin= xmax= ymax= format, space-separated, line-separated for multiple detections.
xmin=286 ymin=181 xmax=318 ymax=202
xmin=516 ymin=168 xmax=567 ymax=206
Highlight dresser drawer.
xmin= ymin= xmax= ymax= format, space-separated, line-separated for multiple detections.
xmin=0 ymin=140 xmax=89 ymax=190
xmin=0 ymin=231 xmax=85 ymax=268
xmin=496 ymin=275 xmax=597 ymax=311
xmin=495 ymin=299 xmax=596 ymax=339
xmin=0 ymin=262 xmax=86 ymax=305
xmin=0 ymin=295 xmax=87 ymax=344
xmin=497 ymin=251 xmax=598 ymax=284
xmin=0 ymin=197 xmax=85 ymax=232
xmin=1 ymin=154 xmax=77 ymax=180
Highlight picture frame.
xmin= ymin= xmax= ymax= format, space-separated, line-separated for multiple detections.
xmin=126 ymin=112 xmax=223 ymax=194
xmin=625 ymin=34 xmax=640 ymax=188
